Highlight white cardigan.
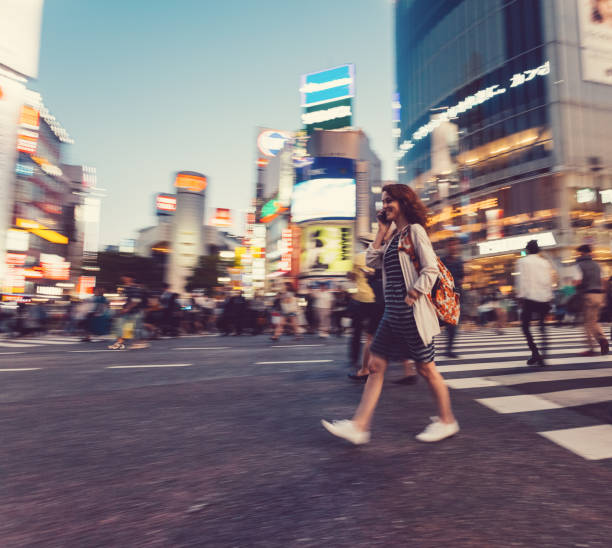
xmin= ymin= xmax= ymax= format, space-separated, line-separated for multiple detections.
xmin=366 ymin=223 xmax=441 ymax=346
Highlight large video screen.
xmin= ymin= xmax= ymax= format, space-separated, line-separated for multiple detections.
xmin=300 ymin=225 xmax=353 ymax=274
xmin=291 ymin=178 xmax=355 ymax=223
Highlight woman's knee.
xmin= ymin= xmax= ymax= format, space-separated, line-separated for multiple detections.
xmin=368 ymin=355 xmax=388 ymax=374
xmin=416 ymin=361 xmax=436 ymax=378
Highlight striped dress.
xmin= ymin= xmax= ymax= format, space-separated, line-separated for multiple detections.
xmin=369 ymin=232 xmax=435 ymax=363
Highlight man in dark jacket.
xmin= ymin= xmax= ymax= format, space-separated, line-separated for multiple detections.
xmin=443 ymin=237 xmax=464 ymax=358
xmin=575 ymin=244 xmax=609 ymax=356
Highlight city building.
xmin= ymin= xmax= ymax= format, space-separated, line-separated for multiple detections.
xmin=5 ymin=90 xmax=99 ymax=298
xmin=166 ymin=171 xmax=208 ymax=294
xmin=395 ymin=0 xmax=612 ymax=289
xmin=292 ymin=128 xmax=380 ymax=286
xmin=0 ymin=0 xmax=44 ymax=290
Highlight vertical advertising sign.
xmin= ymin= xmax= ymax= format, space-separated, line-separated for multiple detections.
xmin=300 ymin=64 xmax=355 ymax=134
xmin=577 ymin=0 xmax=612 ymax=85
xmin=355 ymin=160 xmax=370 ymax=238
xmin=278 ymin=228 xmax=293 ymax=274
xmin=0 ymin=75 xmax=26 ymax=288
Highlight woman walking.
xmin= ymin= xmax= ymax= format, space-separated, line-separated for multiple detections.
xmin=322 ymin=184 xmax=459 ymax=444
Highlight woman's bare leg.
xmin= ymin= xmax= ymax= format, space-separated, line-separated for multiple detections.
xmin=355 ymin=334 xmax=373 ymax=376
xmin=352 ymin=354 xmax=388 ymax=431
xmin=416 ymin=361 xmax=455 ymax=424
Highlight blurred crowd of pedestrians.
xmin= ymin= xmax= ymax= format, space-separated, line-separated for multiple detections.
xmin=1 ymin=245 xmax=611 ymax=357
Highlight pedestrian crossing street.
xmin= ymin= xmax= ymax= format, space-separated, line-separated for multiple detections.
xmin=434 ymin=326 xmax=612 ymax=461
xmin=0 ymin=335 xmax=86 ymax=350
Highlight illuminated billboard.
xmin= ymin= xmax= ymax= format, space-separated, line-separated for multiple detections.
xmin=301 ymin=64 xmax=354 ymax=135
xmin=155 ymin=193 xmax=176 ymax=215
xmin=291 ymin=157 xmax=356 ymax=223
xmin=175 ymin=172 xmax=207 ymax=193
xmin=291 ymin=178 xmax=355 ymax=223
xmin=577 ymin=0 xmax=612 ymax=85
xmin=209 ymin=208 xmax=232 ymax=228
xmin=300 ymin=64 xmax=355 ymax=108
xmin=300 ymin=225 xmax=353 ymax=274
xmin=259 ymin=198 xmax=287 ymax=223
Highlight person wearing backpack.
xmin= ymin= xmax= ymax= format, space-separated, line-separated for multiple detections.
xmin=322 ymin=183 xmax=459 ymax=444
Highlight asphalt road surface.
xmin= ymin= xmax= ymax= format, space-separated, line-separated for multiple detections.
xmin=1 ymin=326 xmax=611 ymax=547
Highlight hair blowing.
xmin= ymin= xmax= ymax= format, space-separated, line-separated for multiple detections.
xmin=382 ymin=183 xmax=430 ymax=230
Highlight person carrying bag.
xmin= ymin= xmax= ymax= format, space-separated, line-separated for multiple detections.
xmin=322 ymin=183 xmax=459 ymax=445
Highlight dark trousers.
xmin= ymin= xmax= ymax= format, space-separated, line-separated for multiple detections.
xmin=348 ymin=301 xmax=374 ymax=366
xmin=446 ymin=323 xmax=457 ymax=354
xmin=521 ymin=299 xmax=550 ymax=358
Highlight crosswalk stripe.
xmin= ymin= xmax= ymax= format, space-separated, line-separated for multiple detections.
xmin=476 ymin=386 xmax=612 ymax=414
xmin=437 ymin=355 xmax=608 ymax=372
xmin=442 ymin=338 xmax=586 ymax=350
xmin=446 ymin=368 xmax=612 ymax=389
xmin=538 ymin=425 xmax=612 ymax=461
xmin=434 ymin=328 xmax=612 ymax=460
xmin=436 ymin=347 xmax=610 ymax=359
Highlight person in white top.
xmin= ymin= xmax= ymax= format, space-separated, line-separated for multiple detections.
xmin=516 ymin=239 xmax=554 ymax=366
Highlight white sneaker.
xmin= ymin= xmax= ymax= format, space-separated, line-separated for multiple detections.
xmin=321 ymin=419 xmax=370 ymax=445
xmin=415 ymin=416 xmax=460 ymax=442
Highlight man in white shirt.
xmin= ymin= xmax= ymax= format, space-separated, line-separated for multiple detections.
xmin=516 ymin=240 xmax=554 ymax=366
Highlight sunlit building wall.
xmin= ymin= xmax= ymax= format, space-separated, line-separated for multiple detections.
xmin=395 ymin=0 xmax=612 ymax=288
xmin=0 ymin=0 xmax=44 ymax=289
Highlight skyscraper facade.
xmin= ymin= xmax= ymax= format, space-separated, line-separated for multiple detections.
xmin=395 ymin=0 xmax=612 ymax=287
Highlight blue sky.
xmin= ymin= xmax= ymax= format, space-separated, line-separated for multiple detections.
xmin=32 ymin=0 xmax=394 ymax=246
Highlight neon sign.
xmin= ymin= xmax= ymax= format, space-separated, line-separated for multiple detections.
xmin=428 ymin=198 xmax=499 ymax=226
xmin=397 ymin=61 xmax=551 ymax=158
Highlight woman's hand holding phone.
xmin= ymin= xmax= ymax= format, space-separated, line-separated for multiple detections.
xmin=376 ymin=209 xmax=390 ymax=229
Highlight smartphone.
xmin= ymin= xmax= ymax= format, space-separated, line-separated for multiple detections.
xmin=377 ymin=209 xmax=388 ymax=223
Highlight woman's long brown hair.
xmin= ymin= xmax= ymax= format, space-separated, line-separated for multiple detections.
xmin=382 ymin=183 xmax=430 ymax=230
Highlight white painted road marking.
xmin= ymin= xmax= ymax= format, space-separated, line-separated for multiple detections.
xmin=477 ymin=386 xmax=612 ymax=414
xmin=0 ymin=368 xmax=41 ymax=372
xmin=477 ymin=394 xmax=562 ymax=413
xmin=255 ymin=360 xmax=333 ymax=365
xmin=0 ymin=352 xmax=25 ymax=356
xmin=271 ymin=344 xmax=323 ymax=348
xmin=70 ymin=350 xmax=117 ymax=353
xmin=538 ymin=425 xmax=612 ymax=460
xmin=446 ymin=367 xmax=612 ymax=389
xmin=176 ymin=347 xmax=230 ymax=350
xmin=437 ymin=355 xmax=609 ymax=372
xmin=106 ymin=363 xmax=193 ymax=369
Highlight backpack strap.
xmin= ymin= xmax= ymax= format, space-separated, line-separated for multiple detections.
xmin=402 ymin=226 xmax=421 ymax=272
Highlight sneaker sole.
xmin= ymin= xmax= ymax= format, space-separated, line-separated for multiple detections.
xmin=416 ymin=426 xmax=460 ymax=443
xmin=321 ymin=420 xmax=370 ymax=445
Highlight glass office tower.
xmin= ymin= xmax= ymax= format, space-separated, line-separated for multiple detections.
xmin=395 ymin=0 xmax=612 ymax=289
